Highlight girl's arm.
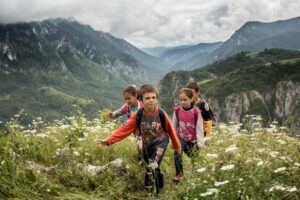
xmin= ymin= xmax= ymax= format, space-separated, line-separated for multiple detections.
xmin=196 ymin=113 xmax=205 ymax=147
xmin=103 ymin=113 xmax=137 ymax=145
xmin=172 ymin=111 xmax=178 ymax=131
xmin=110 ymin=104 xmax=127 ymax=118
xmin=164 ymin=112 xmax=181 ymax=151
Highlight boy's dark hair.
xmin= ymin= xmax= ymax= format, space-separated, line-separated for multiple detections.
xmin=138 ymin=84 xmax=158 ymax=100
xmin=186 ymin=81 xmax=199 ymax=93
xmin=123 ymin=85 xmax=138 ymax=97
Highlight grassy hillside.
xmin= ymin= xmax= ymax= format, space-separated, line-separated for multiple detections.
xmin=159 ymin=49 xmax=300 ymax=126
xmin=0 ymin=112 xmax=299 ymax=199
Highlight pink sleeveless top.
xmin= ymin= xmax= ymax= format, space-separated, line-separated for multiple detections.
xmin=175 ymin=107 xmax=199 ymax=141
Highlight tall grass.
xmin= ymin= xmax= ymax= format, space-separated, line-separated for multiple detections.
xmin=0 ymin=111 xmax=299 ymax=199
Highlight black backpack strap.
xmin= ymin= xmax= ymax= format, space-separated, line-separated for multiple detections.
xmin=193 ymin=108 xmax=198 ymax=125
xmin=158 ymin=108 xmax=166 ymax=132
xmin=136 ymin=107 xmax=144 ymax=132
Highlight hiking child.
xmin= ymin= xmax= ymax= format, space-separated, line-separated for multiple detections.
xmin=107 ymin=85 xmax=144 ymax=160
xmin=107 ymin=85 xmax=143 ymax=119
xmin=97 ymin=85 xmax=181 ymax=193
xmin=186 ymin=81 xmax=215 ymax=137
xmin=172 ymin=88 xmax=204 ymax=181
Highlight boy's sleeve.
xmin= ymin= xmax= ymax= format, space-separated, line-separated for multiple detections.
xmin=106 ymin=113 xmax=137 ymax=145
xmin=164 ymin=112 xmax=181 ymax=150
xmin=196 ymin=112 xmax=205 ymax=147
xmin=112 ymin=104 xmax=127 ymax=118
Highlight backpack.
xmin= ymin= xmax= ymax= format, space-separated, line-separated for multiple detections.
xmin=198 ymin=101 xmax=216 ymax=122
xmin=173 ymin=106 xmax=199 ymax=126
xmin=136 ymin=107 xmax=167 ymax=133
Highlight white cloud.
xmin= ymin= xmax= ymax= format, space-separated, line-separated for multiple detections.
xmin=0 ymin=0 xmax=299 ymax=47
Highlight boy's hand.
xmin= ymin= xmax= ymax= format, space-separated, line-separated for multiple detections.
xmin=97 ymin=139 xmax=109 ymax=146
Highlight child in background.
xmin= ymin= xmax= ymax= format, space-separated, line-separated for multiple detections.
xmin=186 ymin=81 xmax=214 ymax=137
xmin=107 ymin=85 xmax=143 ymax=160
xmin=97 ymin=85 xmax=181 ymax=193
xmin=107 ymin=85 xmax=143 ymax=119
xmin=172 ymin=88 xmax=204 ymax=181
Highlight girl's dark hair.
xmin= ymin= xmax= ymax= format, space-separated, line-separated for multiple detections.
xmin=179 ymin=88 xmax=194 ymax=99
xmin=123 ymin=85 xmax=138 ymax=97
xmin=138 ymin=84 xmax=158 ymax=100
xmin=186 ymin=81 xmax=199 ymax=93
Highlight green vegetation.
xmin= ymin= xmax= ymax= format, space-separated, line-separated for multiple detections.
xmin=0 ymin=112 xmax=299 ymax=199
xmin=39 ymin=86 xmax=95 ymax=105
xmin=159 ymin=49 xmax=300 ymax=126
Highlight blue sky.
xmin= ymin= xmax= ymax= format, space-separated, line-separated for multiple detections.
xmin=0 ymin=0 xmax=299 ymax=48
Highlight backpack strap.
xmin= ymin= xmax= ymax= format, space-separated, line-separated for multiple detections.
xmin=158 ymin=108 xmax=166 ymax=132
xmin=193 ymin=107 xmax=199 ymax=125
xmin=136 ymin=107 xmax=144 ymax=133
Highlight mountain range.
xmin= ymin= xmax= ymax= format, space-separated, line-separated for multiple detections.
xmin=1 ymin=16 xmax=300 ymax=128
xmin=144 ymin=16 xmax=300 ymax=70
xmin=0 ymin=18 xmax=166 ymax=124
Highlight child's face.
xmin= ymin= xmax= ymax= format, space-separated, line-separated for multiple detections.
xmin=123 ymin=92 xmax=137 ymax=106
xmin=141 ymin=92 xmax=157 ymax=111
xmin=179 ymin=93 xmax=193 ymax=109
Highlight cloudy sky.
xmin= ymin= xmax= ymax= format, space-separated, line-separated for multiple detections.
xmin=0 ymin=0 xmax=300 ymax=48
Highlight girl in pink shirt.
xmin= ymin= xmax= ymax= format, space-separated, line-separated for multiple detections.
xmin=172 ymin=88 xmax=204 ymax=181
xmin=107 ymin=85 xmax=143 ymax=159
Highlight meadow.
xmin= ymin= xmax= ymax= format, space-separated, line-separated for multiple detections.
xmin=0 ymin=110 xmax=299 ymax=199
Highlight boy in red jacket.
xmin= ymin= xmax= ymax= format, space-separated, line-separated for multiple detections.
xmin=97 ymin=85 xmax=181 ymax=193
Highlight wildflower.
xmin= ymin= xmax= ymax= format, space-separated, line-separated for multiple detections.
xmin=149 ymin=161 xmax=158 ymax=170
xmin=1 ymin=161 xmax=5 ymax=165
xmin=294 ymin=163 xmax=300 ymax=167
xmin=257 ymin=161 xmax=264 ymax=166
xmin=73 ymin=151 xmax=80 ymax=157
xmin=280 ymin=156 xmax=293 ymax=162
xmin=214 ymin=180 xmax=229 ymax=187
xmin=30 ymin=130 xmax=37 ymax=134
xmin=277 ymin=140 xmax=286 ymax=145
xmin=83 ymin=132 xmax=89 ymax=137
xmin=196 ymin=168 xmax=206 ymax=173
xmin=78 ymin=138 xmax=86 ymax=142
xmin=0 ymin=121 xmax=2 ymax=124
xmin=274 ymin=167 xmax=286 ymax=173
xmin=199 ymin=188 xmax=219 ymax=197
xmin=269 ymin=185 xmax=297 ymax=192
xmin=60 ymin=125 xmax=70 ymax=129
xmin=206 ymin=153 xmax=218 ymax=158
xmin=269 ymin=151 xmax=280 ymax=158
xmin=257 ymin=149 xmax=265 ymax=153
xmin=269 ymin=185 xmax=286 ymax=192
xmin=286 ymin=186 xmax=297 ymax=192
xmin=36 ymin=133 xmax=47 ymax=138
xmin=225 ymin=144 xmax=238 ymax=153
xmin=220 ymin=164 xmax=235 ymax=171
